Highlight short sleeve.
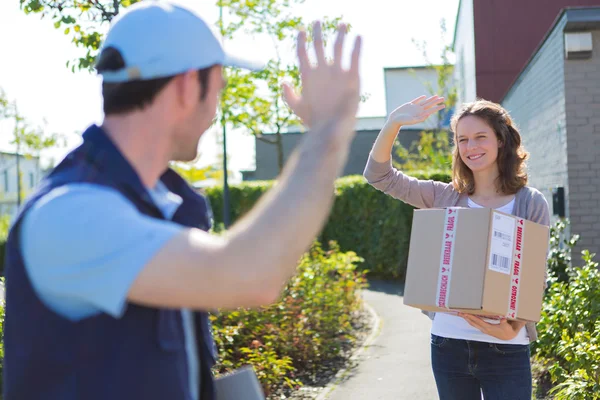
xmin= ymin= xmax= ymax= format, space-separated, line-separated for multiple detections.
xmin=20 ymin=183 xmax=184 ymax=321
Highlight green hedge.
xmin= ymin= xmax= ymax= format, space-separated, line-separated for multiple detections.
xmin=0 ymin=216 xmax=8 ymax=276
xmin=206 ymin=170 xmax=452 ymax=280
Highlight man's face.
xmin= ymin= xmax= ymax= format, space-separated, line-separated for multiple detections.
xmin=172 ymin=65 xmax=226 ymax=162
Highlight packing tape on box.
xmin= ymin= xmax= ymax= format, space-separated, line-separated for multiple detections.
xmin=507 ymin=218 xmax=525 ymax=319
xmin=436 ymin=207 xmax=459 ymax=308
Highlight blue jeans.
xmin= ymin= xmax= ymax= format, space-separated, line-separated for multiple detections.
xmin=430 ymin=334 xmax=532 ymax=400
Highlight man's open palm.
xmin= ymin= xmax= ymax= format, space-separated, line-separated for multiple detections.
xmin=282 ymin=21 xmax=362 ymax=132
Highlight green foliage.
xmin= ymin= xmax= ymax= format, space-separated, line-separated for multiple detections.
xmin=0 ymin=215 xmax=9 ymax=276
xmin=211 ymin=241 xmax=367 ymax=397
xmin=395 ymin=19 xmax=457 ymax=173
xmin=395 ymin=130 xmax=453 ymax=172
xmin=217 ymin=0 xmax=346 ymax=172
xmin=532 ymin=221 xmax=600 ymax=399
xmin=206 ymin=171 xmax=452 ymax=280
xmin=547 ymin=219 xmax=580 ymax=284
xmin=169 ymin=162 xmax=225 ymax=185
xmin=19 ymin=0 xmax=142 ymax=71
xmin=411 ymin=18 xmax=458 ymax=127
xmin=205 ymin=180 xmax=274 ymax=232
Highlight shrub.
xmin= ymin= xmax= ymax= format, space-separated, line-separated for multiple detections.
xmin=546 ymin=219 xmax=580 ymax=284
xmin=533 ymin=221 xmax=600 ymax=399
xmin=210 ymin=241 xmax=367 ymax=397
xmin=206 ymin=171 xmax=452 ymax=280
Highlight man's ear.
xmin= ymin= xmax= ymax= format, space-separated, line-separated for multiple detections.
xmin=174 ymin=70 xmax=200 ymax=111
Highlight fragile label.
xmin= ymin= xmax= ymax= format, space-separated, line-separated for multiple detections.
xmin=488 ymin=212 xmax=515 ymax=275
xmin=436 ymin=208 xmax=459 ymax=308
xmin=507 ymin=218 xmax=525 ymax=319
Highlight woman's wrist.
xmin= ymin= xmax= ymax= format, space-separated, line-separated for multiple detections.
xmin=383 ymin=120 xmax=402 ymax=136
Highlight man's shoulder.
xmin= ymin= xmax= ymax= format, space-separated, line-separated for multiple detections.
xmin=21 ymin=183 xmax=135 ymax=237
xmin=32 ymin=183 xmax=129 ymax=213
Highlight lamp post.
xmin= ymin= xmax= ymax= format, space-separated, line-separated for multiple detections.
xmin=219 ymin=3 xmax=231 ymax=229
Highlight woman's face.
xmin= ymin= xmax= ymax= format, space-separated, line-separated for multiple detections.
xmin=455 ymin=115 xmax=501 ymax=174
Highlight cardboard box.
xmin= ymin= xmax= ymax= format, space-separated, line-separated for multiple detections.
xmin=403 ymin=207 xmax=549 ymax=322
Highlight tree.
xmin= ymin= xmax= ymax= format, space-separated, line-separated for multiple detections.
xmin=19 ymin=0 xmax=142 ymax=72
xmin=0 ymin=88 xmax=64 ymax=206
xmin=20 ymin=0 xmax=352 ymax=174
xmin=217 ymin=0 xmax=347 ymax=172
xmin=394 ymin=19 xmax=458 ymax=172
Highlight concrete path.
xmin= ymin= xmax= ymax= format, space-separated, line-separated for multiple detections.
xmin=324 ymin=280 xmax=439 ymax=400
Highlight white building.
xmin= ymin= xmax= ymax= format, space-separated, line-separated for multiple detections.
xmin=0 ymin=152 xmax=42 ymax=218
xmin=383 ymin=65 xmax=454 ymax=130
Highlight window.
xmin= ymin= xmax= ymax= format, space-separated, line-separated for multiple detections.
xmin=29 ymin=172 xmax=35 ymax=188
xmin=3 ymin=170 xmax=8 ymax=192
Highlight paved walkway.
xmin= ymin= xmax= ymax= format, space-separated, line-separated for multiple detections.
xmin=324 ymin=280 xmax=439 ymax=400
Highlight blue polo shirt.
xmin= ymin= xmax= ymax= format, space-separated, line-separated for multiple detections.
xmin=19 ymin=180 xmax=200 ymax=400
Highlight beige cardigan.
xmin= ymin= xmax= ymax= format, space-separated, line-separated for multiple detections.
xmin=363 ymin=155 xmax=551 ymax=343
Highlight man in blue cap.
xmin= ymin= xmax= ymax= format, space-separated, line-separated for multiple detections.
xmin=2 ymin=1 xmax=362 ymax=399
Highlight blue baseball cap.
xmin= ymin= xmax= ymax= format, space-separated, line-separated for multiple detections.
xmin=98 ymin=0 xmax=264 ymax=83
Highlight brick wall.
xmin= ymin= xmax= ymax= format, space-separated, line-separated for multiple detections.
xmin=502 ymin=14 xmax=569 ymax=229
xmin=564 ymin=29 xmax=600 ymax=257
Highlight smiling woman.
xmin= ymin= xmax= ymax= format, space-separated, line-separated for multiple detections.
xmin=451 ymin=100 xmax=529 ymax=201
xmin=363 ymin=96 xmax=551 ymax=400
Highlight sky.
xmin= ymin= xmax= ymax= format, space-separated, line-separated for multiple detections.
xmin=0 ymin=0 xmax=460 ymax=177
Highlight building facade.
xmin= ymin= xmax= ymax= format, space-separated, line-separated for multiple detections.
xmin=0 ymin=152 xmax=42 ymax=218
xmin=502 ymin=8 xmax=600 ymax=257
xmin=453 ymin=0 xmax=600 ymax=105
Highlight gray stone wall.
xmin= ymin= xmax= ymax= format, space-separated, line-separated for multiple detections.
xmin=501 ymin=14 xmax=569 ymax=227
xmin=563 ymin=29 xmax=600 ymax=257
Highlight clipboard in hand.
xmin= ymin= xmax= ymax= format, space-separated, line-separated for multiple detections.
xmin=214 ymin=366 xmax=266 ymax=400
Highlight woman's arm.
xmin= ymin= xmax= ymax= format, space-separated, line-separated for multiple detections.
xmin=364 ymin=95 xmax=448 ymax=209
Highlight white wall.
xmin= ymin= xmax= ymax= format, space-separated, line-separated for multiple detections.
xmin=0 ymin=152 xmax=41 ymax=218
xmin=453 ymin=0 xmax=477 ymax=105
xmin=384 ymin=67 xmax=452 ymax=130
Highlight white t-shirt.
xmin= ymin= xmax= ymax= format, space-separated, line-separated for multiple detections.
xmin=430 ymin=196 xmax=530 ymax=345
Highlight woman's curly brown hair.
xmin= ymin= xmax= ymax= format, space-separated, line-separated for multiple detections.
xmin=450 ymin=99 xmax=529 ymax=195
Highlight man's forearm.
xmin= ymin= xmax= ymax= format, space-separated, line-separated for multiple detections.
xmin=225 ymin=118 xmax=353 ymax=299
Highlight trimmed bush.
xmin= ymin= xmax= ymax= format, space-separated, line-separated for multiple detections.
xmin=533 ymin=220 xmax=600 ymax=399
xmin=210 ymin=241 xmax=367 ymax=397
xmin=206 ymin=171 xmax=452 ymax=280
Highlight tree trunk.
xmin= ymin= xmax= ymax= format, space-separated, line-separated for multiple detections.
xmin=276 ymin=131 xmax=284 ymax=173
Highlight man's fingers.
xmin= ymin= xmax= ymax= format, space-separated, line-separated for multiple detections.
xmin=312 ymin=21 xmax=326 ymax=64
xmin=297 ymin=30 xmax=310 ymax=77
xmin=332 ymin=23 xmax=347 ymax=69
xmin=282 ymin=82 xmax=300 ymax=110
xmin=349 ymin=35 xmax=362 ymax=79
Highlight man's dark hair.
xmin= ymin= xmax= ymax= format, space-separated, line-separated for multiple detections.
xmin=96 ymin=47 xmax=212 ymax=115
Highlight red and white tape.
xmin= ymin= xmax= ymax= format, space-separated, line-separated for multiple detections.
xmin=436 ymin=207 xmax=459 ymax=308
xmin=507 ymin=218 xmax=525 ymax=319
